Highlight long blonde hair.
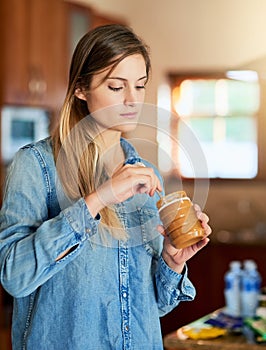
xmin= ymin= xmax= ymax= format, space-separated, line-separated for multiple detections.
xmin=52 ymin=24 xmax=151 ymax=241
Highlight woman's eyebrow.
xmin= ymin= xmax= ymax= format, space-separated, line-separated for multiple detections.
xmin=107 ymin=76 xmax=147 ymax=82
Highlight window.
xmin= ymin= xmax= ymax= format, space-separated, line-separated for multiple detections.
xmin=157 ymin=71 xmax=260 ymax=179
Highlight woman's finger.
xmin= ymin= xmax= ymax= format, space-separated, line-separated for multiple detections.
xmin=118 ymin=164 xmax=162 ymax=194
xmin=157 ymin=224 xmax=166 ymax=237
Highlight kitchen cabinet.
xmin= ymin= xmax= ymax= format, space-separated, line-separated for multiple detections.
xmin=0 ymin=0 xmax=67 ymax=111
xmin=0 ymin=0 xmax=125 ymax=111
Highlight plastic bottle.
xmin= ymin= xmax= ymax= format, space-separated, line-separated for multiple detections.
xmin=241 ymin=259 xmax=261 ymax=318
xmin=224 ymin=261 xmax=242 ymax=317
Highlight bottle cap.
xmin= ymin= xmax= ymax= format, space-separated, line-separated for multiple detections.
xmin=244 ymin=259 xmax=257 ymax=270
xmin=230 ymin=261 xmax=241 ymax=269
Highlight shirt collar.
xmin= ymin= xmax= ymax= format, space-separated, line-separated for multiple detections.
xmin=120 ymin=137 xmax=143 ymax=166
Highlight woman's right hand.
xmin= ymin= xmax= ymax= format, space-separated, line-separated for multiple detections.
xmin=85 ymin=164 xmax=162 ymax=217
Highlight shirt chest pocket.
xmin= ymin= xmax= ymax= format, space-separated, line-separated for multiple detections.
xmin=135 ymin=207 xmax=162 ymax=258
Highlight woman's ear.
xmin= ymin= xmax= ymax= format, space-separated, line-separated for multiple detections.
xmin=74 ymin=88 xmax=87 ymax=101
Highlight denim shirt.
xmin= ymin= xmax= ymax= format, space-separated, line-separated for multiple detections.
xmin=0 ymin=137 xmax=196 ymax=350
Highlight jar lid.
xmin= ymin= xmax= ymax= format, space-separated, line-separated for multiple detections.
xmin=156 ymin=191 xmax=189 ymax=211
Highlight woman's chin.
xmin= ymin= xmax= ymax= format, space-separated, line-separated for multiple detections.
xmin=114 ymin=122 xmax=138 ymax=133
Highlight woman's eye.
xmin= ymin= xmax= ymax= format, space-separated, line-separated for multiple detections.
xmin=136 ymin=85 xmax=145 ymax=90
xmin=108 ymin=86 xmax=123 ymax=92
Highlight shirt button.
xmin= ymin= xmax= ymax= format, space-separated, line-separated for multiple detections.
xmin=122 ymin=292 xmax=127 ymax=298
xmin=86 ymin=228 xmax=91 ymax=233
xmin=125 ymin=325 xmax=129 ymax=331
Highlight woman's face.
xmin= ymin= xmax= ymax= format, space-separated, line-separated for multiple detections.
xmin=76 ymin=54 xmax=147 ymax=133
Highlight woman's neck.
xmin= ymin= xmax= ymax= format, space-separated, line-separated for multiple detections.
xmin=97 ymin=130 xmax=125 ymax=176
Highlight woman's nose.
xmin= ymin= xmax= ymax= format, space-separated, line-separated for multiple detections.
xmin=124 ymin=87 xmax=137 ymax=106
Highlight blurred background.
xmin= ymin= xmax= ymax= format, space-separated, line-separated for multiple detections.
xmin=1 ymin=0 xmax=266 ymax=348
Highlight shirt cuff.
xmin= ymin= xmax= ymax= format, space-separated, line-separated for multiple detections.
xmin=158 ymin=256 xmax=196 ymax=301
xmin=63 ymin=198 xmax=101 ymax=239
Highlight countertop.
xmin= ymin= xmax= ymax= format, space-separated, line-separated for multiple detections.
xmin=163 ymin=309 xmax=266 ymax=350
xmin=164 ymin=331 xmax=266 ymax=350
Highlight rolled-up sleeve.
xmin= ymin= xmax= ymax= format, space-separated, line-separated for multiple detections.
xmin=155 ymin=256 xmax=196 ymax=316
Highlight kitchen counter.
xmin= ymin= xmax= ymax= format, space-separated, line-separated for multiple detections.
xmin=163 ymin=310 xmax=266 ymax=350
xmin=164 ymin=331 xmax=266 ymax=350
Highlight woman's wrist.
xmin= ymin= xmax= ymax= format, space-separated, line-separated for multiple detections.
xmin=161 ymin=250 xmax=185 ymax=274
xmin=84 ymin=191 xmax=104 ymax=218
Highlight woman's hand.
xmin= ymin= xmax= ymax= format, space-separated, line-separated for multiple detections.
xmin=85 ymin=164 xmax=162 ymax=217
xmin=158 ymin=204 xmax=212 ymax=274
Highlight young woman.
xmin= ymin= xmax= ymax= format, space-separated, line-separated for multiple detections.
xmin=0 ymin=24 xmax=211 ymax=349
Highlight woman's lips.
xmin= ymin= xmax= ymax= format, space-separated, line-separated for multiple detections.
xmin=119 ymin=112 xmax=138 ymax=119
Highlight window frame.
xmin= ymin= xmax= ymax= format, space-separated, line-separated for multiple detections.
xmin=165 ymin=71 xmax=264 ymax=182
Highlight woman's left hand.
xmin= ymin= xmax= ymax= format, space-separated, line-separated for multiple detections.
xmin=157 ymin=204 xmax=212 ymax=274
